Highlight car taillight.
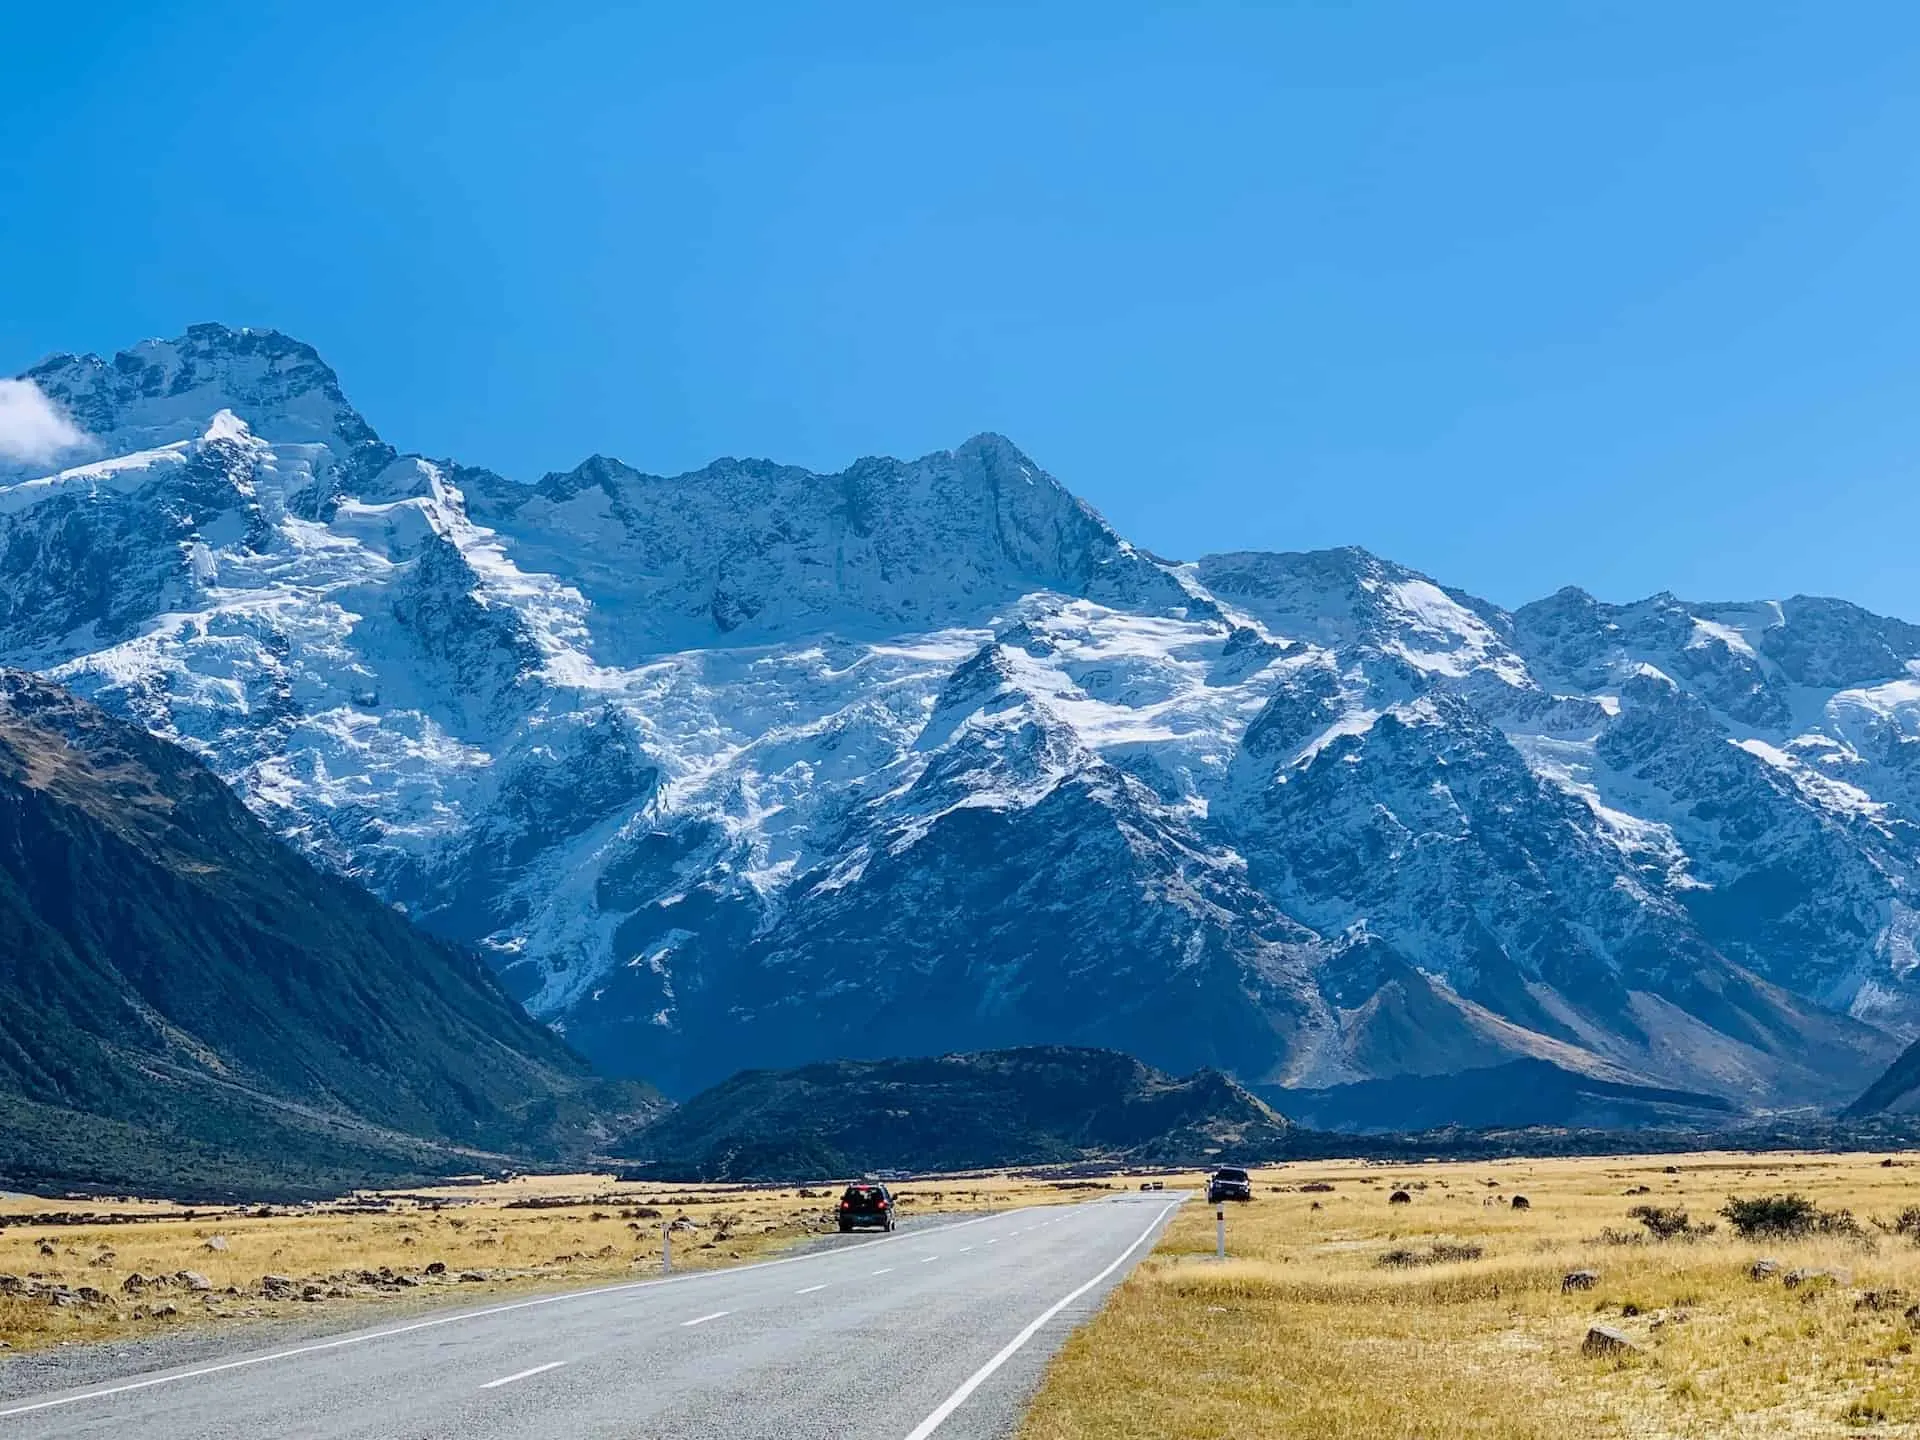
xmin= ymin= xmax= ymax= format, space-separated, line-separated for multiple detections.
xmin=876 ymin=1199 xmax=888 ymax=1208
xmin=839 ymin=1201 xmax=850 ymax=1209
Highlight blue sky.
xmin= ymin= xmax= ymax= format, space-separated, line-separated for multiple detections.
xmin=5 ymin=1 xmax=1918 ymax=618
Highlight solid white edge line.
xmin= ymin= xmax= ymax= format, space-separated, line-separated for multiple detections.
xmin=680 ymin=1310 xmax=729 ymax=1327
xmin=0 ymin=1201 xmax=1087 ymax=1419
xmin=900 ymin=1200 xmax=1178 ymax=1440
xmin=479 ymin=1360 xmax=567 ymax=1390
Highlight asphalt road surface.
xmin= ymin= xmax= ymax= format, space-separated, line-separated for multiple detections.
xmin=0 ymin=1193 xmax=1183 ymax=1439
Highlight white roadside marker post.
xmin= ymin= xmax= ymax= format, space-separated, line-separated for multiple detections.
xmin=1216 ymin=1205 xmax=1226 ymax=1260
xmin=662 ymin=1222 xmax=672 ymax=1275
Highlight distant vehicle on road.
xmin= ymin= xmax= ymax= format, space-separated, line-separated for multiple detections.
xmin=1138 ymin=1180 xmax=1165 ymax=1191
xmin=1207 ymin=1167 xmax=1253 ymax=1203
xmin=838 ymin=1182 xmax=897 ymax=1232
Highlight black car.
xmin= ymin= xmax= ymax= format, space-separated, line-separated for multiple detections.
xmin=1207 ymin=1167 xmax=1253 ymax=1203
xmin=837 ymin=1182 xmax=897 ymax=1232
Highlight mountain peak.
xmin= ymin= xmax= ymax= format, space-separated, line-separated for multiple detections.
xmin=950 ymin=430 xmax=1039 ymax=469
xmin=18 ymin=323 xmax=381 ymax=472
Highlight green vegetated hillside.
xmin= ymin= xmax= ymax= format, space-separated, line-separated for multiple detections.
xmin=0 ymin=671 xmax=660 ymax=1198
xmin=615 ymin=1045 xmax=1294 ymax=1180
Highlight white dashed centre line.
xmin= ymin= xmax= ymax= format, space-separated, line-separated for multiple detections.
xmin=919 ymin=1255 xmax=939 ymax=1264
xmin=480 ymin=1361 xmax=566 ymax=1390
xmin=796 ymin=1284 xmax=828 ymax=1295
xmin=958 ymin=1246 xmax=973 ymax=1254
xmin=681 ymin=1311 xmax=729 ymax=1327
xmin=871 ymin=1267 xmax=894 ymax=1276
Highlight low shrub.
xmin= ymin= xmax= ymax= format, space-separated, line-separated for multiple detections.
xmin=1377 ymin=1242 xmax=1484 ymax=1268
xmin=1628 ymin=1205 xmax=1694 ymax=1240
xmin=1722 ymin=1193 xmax=1862 ymax=1240
xmin=1884 ymin=1205 xmax=1920 ymax=1240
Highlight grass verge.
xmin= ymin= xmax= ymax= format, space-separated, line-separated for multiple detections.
xmin=1021 ymin=1152 xmax=1920 ymax=1439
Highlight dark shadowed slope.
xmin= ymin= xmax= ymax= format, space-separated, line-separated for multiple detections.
xmin=1845 ymin=1038 xmax=1920 ymax=1118
xmin=1266 ymin=1058 xmax=1737 ymax=1133
xmin=0 ymin=670 xmax=658 ymax=1197
xmin=615 ymin=1045 xmax=1292 ymax=1179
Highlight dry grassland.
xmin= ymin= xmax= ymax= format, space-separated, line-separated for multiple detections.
xmin=0 ymin=1172 xmax=1090 ymax=1355
xmin=1022 ymin=1152 xmax=1920 ymax=1439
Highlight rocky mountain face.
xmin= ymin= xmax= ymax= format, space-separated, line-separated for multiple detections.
xmin=0 ymin=667 xmax=659 ymax=1197
xmin=617 ymin=1046 xmax=1293 ymax=1180
xmin=6 ymin=325 xmax=1918 ymax=1114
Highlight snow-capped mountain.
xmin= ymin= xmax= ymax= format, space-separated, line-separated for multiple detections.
xmin=6 ymin=324 xmax=1917 ymax=1107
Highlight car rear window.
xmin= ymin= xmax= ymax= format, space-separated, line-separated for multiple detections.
xmin=1217 ymin=1169 xmax=1249 ymax=1181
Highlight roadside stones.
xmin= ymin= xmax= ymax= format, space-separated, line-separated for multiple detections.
xmin=88 ymin=1250 xmax=116 ymax=1268
xmin=458 ymin=1271 xmax=487 ymax=1283
xmin=176 ymin=1271 xmax=212 ymax=1293
xmin=36 ymin=1241 xmax=55 ymax=1257
xmin=202 ymin=1236 xmax=229 ymax=1253
xmin=1784 ymin=1267 xmax=1846 ymax=1291
xmin=1856 ymin=1289 xmax=1909 ymax=1313
xmin=259 ymin=1275 xmax=295 ymax=1299
xmin=1388 ymin=1190 xmax=1412 ymax=1205
xmin=1582 ymin=1325 xmax=1643 ymax=1358
xmin=424 ymin=1262 xmax=447 ymax=1276
xmin=1562 ymin=1270 xmax=1601 ymax=1293
xmin=0 ymin=1274 xmax=24 ymax=1295
xmin=1510 ymin=1195 xmax=1531 ymax=1211
xmin=1748 ymin=1258 xmax=1780 ymax=1281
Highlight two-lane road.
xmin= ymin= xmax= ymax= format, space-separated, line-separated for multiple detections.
xmin=0 ymin=1194 xmax=1182 ymax=1439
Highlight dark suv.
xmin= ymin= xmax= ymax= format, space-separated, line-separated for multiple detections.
xmin=837 ymin=1183 xmax=897 ymax=1232
xmin=1207 ymin=1167 xmax=1253 ymax=1203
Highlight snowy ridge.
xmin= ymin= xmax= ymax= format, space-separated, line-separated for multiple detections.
xmin=6 ymin=324 xmax=1919 ymax=1106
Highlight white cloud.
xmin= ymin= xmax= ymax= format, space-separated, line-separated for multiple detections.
xmin=0 ymin=379 xmax=89 ymax=467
